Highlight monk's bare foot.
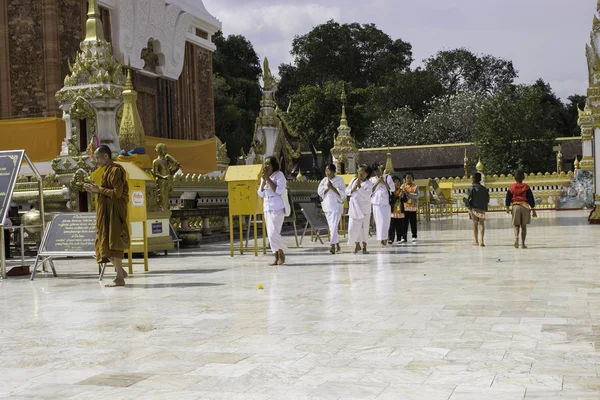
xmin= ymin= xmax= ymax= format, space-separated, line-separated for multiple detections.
xmin=354 ymin=243 xmax=361 ymax=254
xmin=278 ymin=250 xmax=286 ymax=265
xmin=514 ymin=239 xmax=519 ymax=248
xmin=105 ymin=278 xmax=125 ymax=287
xmin=362 ymin=243 xmax=368 ymax=254
xmin=330 ymin=245 xmax=336 ymax=254
xmin=473 ymin=242 xmax=479 ymax=246
xmin=480 ymin=243 xmax=485 ymax=247
xmin=122 ymin=270 xmax=128 ymax=279
xmin=521 ymin=243 xmax=527 ymax=249
xmin=269 ymin=252 xmax=279 ymax=266
xmin=336 ymin=243 xmax=341 ymax=253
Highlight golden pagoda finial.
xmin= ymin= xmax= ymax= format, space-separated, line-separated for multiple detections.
xmin=463 ymin=148 xmax=469 ymax=177
xmin=384 ymin=148 xmax=394 ymax=174
xmin=339 ymin=83 xmax=349 ymax=131
xmin=125 ymin=68 xmax=133 ymax=91
xmin=85 ymin=0 xmax=105 ymax=42
xmin=476 ymin=158 xmax=484 ymax=173
xmin=575 ymin=156 xmax=581 ymax=170
xmin=118 ymin=70 xmax=145 ymax=151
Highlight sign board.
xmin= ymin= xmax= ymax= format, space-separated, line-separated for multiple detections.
xmin=0 ymin=150 xmax=24 ymax=224
xmin=38 ymin=213 xmax=97 ymax=256
xmin=131 ymin=190 xmax=144 ymax=207
xmin=152 ymin=221 xmax=163 ymax=234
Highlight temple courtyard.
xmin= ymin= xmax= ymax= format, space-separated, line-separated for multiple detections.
xmin=2 ymin=210 xmax=600 ymax=399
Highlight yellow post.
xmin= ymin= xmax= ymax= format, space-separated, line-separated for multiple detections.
xmin=229 ymin=214 xmax=234 ymax=257
xmin=262 ymin=218 xmax=266 ymax=254
xmin=238 ymin=215 xmax=243 ymax=255
xmin=253 ymin=213 xmax=258 ymax=256
xmin=143 ymin=220 xmax=149 ymax=271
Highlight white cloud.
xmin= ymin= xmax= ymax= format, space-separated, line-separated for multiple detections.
xmin=204 ymin=1 xmax=341 ymax=70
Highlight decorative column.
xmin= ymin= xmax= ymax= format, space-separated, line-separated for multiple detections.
xmin=384 ymin=149 xmax=394 ymax=175
xmin=463 ymin=149 xmax=469 ymax=177
xmin=578 ymin=105 xmax=594 ymax=170
xmin=584 ymin=3 xmax=600 ymax=222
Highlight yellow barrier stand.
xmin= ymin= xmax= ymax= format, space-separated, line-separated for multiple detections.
xmin=224 ymin=165 xmax=266 ymax=257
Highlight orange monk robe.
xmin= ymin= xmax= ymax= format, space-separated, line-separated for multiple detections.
xmin=95 ymin=164 xmax=130 ymax=263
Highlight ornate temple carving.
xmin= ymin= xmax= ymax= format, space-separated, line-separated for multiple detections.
xmin=245 ymin=57 xmax=301 ymax=175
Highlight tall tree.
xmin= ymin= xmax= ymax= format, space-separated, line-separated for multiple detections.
xmin=212 ymin=31 xmax=262 ymax=160
xmin=563 ymin=94 xmax=586 ymax=137
xmin=424 ymin=48 xmax=517 ymax=95
xmin=278 ymin=20 xmax=413 ymax=107
xmin=473 ymin=83 xmax=558 ymax=175
xmin=361 ymin=106 xmax=419 ymax=148
xmin=421 ymin=91 xmax=483 ymax=144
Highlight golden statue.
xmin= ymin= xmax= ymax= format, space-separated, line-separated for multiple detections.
xmin=152 ymin=143 xmax=181 ymax=211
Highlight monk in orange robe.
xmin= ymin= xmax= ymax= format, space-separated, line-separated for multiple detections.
xmin=84 ymin=145 xmax=130 ymax=287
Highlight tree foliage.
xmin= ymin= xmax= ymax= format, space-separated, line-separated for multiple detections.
xmin=212 ymin=31 xmax=262 ymax=160
xmin=473 ymin=84 xmax=558 ymax=175
xmin=424 ymin=48 xmax=517 ymax=95
xmin=362 ymin=91 xmax=482 ymax=148
xmin=278 ymin=20 xmax=413 ymax=107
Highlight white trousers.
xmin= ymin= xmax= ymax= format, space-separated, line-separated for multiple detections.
xmin=265 ymin=209 xmax=288 ymax=253
xmin=325 ymin=209 xmax=342 ymax=245
xmin=373 ymin=204 xmax=391 ymax=241
xmin=347 ymin=214 xmax=370 ymax=244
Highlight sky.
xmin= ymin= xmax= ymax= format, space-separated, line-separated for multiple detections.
xmin=202 ymin=0 xmax=597 ymax=101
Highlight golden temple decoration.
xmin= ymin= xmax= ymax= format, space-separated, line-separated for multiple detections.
xmin=463 ymin=148 xmax=469 ymax=177
xmin=118 ymin=69 xmax=145 ymax=151
xmin=476 ymin=158 xmax=484 ymax=173
xmin=152 ymin=143 xmax=182 ymax=211
xmin=575 ymin=156 xmax=581 ymax=170
xmin=384 ymin=149 xmax=394 ymax=175
xmin=85 ymin=0 xmax=105 ymax=42
xmin=330 ymin=82 xmax=359 ymax=173
xmin=216 ymin=136 xmax=230 ymax=167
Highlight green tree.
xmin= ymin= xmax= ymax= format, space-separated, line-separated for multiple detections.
xmin=212 ymin=31 xmax=262 ymax=160
xmin=289 ymin=81 xmax=370 ymax=172
xmin=424 ymin=48 xmax=517 ymax=95
xmin=360 ymin=106 xmax=418 ymax=148
xmin=473 ymin=84 xmax=558 ymax=175
xmin=421 ymin=91 xmax=483 ymax=144
xmin=368 ymin=69 xmax=444 ymax=118
xmin=278 ymin=20 xmax=413 ymax=107
xmin=563 ymin=94 xmax=586 ymax=137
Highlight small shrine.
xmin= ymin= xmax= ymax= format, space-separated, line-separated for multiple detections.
xmin=330 ymin=85 xmax=359 ymax=174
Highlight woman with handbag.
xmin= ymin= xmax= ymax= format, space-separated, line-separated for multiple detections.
xmin=258 ymin=156 xmax=288 ymax=265
xmin=370 ymin=163 xmax=395 ymax=248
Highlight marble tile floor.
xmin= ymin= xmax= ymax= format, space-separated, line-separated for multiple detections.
xmin=1 ymin=210 xmax=600 ymax=399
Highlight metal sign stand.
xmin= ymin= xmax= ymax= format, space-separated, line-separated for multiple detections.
xmin=0 ymin=150 xmax=45 ymax=279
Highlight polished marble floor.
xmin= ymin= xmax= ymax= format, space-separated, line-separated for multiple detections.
xmin=1 ymin=210 xmax=600 ymax=399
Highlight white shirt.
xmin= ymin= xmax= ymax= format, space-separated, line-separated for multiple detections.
xmin=257 ymin=171 xmax=286 ymax=212
xmin=345 ymin=177 xmax=373 ymax=219
xmin=317 ymin=176 xmax=346 ymax=213
xmin=370 ymin=174 xmax=394 ymax=205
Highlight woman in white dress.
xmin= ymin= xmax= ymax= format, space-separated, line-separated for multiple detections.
xmin=257 ymin=156 xmax=288 ymax=265
xmin=317 ymin=163 xmax=346 ymax=254
xmin=370 ymin=163 xmax=394 ymax=248
xmin=345 ymin=164 xmax=374 ymax=254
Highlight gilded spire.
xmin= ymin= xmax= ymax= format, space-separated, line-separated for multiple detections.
xmin=338 ymin=83 xmax=349 ymax=131
xmin=85 ymin=0 xmax=105 ymax=42
xmin=463 ymin=148 xmax=469 ymax=177
xmin=118 ymin=69 xmax=145 ymax=151
xmin=476 ymin=158 xmax=484 ymax=173
xmin=384 ymin=149 xmax=394 ymax=174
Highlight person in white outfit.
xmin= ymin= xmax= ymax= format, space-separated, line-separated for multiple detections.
xmin=317 ymin=163 xmax=346 ymax=254
xmin=258 ymin=156 xmax=288 ymax=266
xmin=370 ymin=163 xmax=394 ymax=248
xmin=345 ymin=164 xmax=374 ymax=254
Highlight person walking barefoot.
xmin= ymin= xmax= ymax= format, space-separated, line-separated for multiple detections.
xmin=258 ymin=156 xmax=288 ymax=265
xmin=84 ymin=145 xmax=130 ymax=287
xmin=505 ymin=170 xmax=536 ymax=249
xmin=464 ymin=172 xmax=489 ymax=247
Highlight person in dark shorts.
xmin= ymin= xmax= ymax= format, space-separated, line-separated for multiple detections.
xmin=505 ymin=170 xmax=536 ymax=249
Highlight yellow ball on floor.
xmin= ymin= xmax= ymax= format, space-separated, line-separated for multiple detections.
xmin=257 ymin=284 xmax=264 ymax=290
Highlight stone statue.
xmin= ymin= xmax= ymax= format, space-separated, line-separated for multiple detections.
xmin=557 ymin=150 xmax=563 ymax=173
xmin=152 ymin=143 xmax=181 ymax=211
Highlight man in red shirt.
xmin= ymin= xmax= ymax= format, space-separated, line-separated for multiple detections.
xmin=505 ymin=171 xmax=536 ymax=248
